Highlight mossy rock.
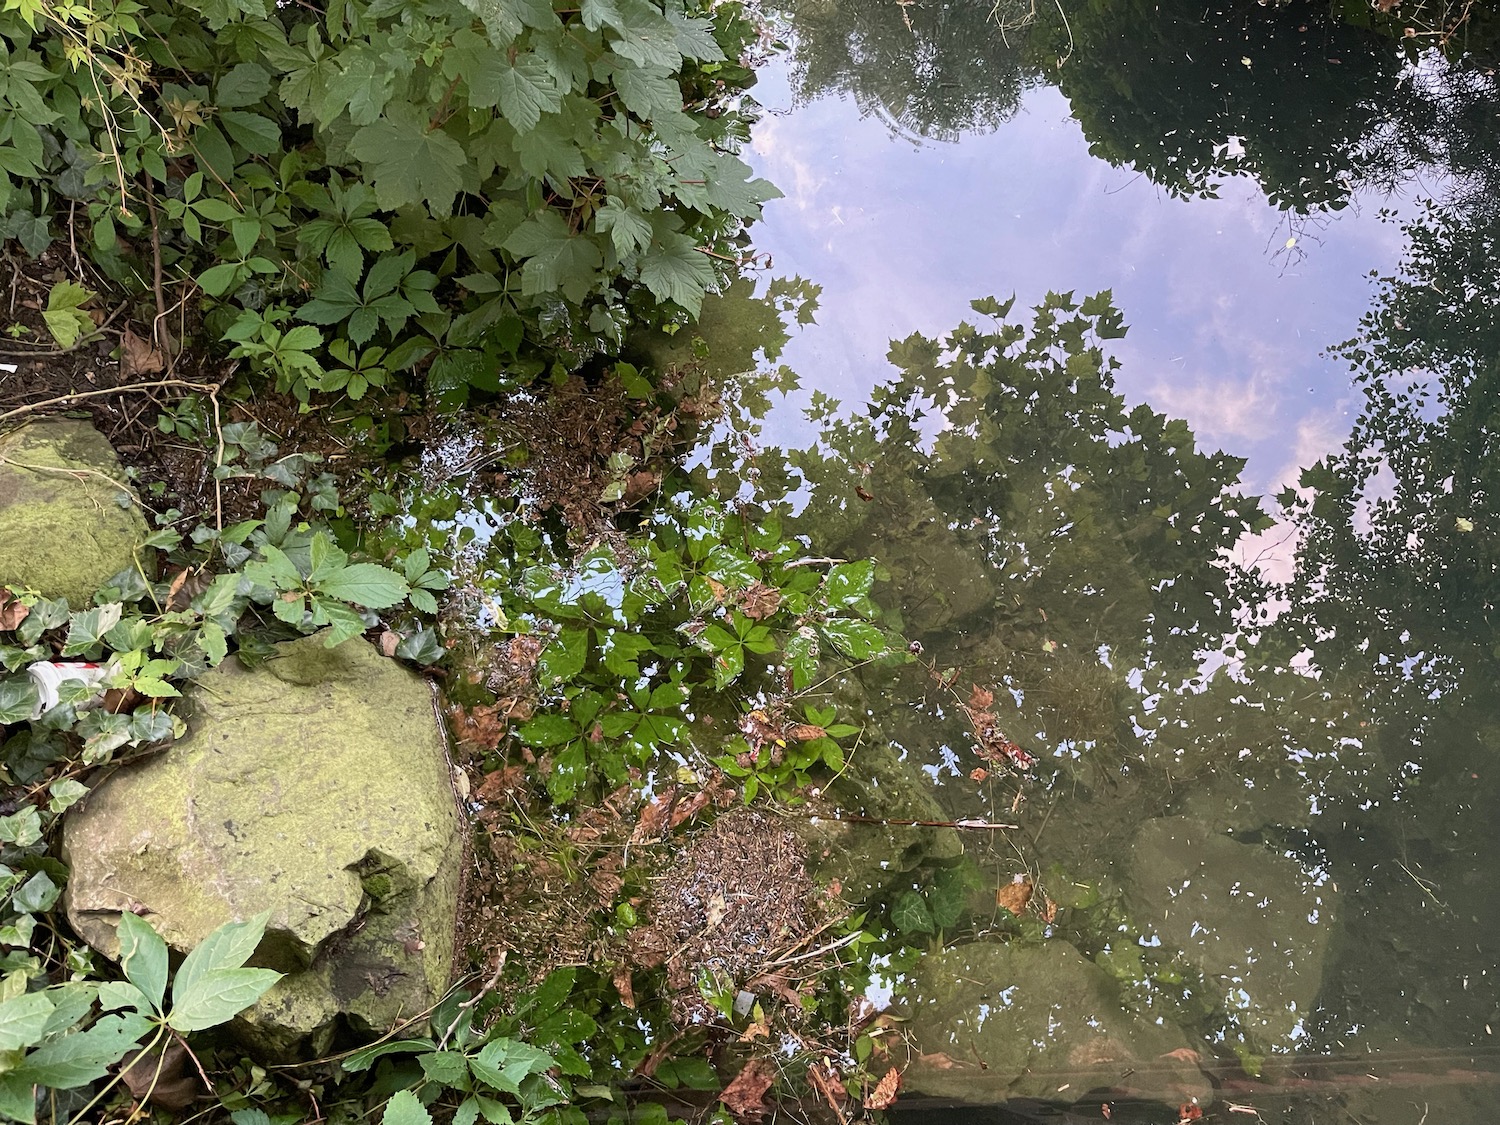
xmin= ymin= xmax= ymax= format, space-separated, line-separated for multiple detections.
xmin=0 ymin=417 xmax=148 ymax=605
xmin=901 ymin=939 xmax=1210 ymax=1105
xmin=62 ymin=633 xmax=464 ymax=1059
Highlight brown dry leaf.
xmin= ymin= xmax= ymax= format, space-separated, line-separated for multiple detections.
xmin=475 ymin=765 xmax=526 ymax=803
xmin=1178 ymin=1105 xmax=1204 ymax=1123
xmin=1040 ymin=896 xmax=1059 ymax=924
xmin=738 ymin=1017 xmax=770 ymax=1043
xmin=807 ymin=1061 xmax=848 ymax=1112
xmin=739 ymin=581 xmax=782 ymax=621
xmin=1160 ymin=1047 xmax=1202 ymax=1064
xmin=968 ymin=767 xmax=988 ymax=782
xmin=705 ymin=576 xmax=728 ymax=604
xmin=377 ymin=630 xmax=400 ymax=658
xmin=164 ymin=568 xmax=211 ymax=613
xmin=452 ymin=702 xmax=509 ymax=751
xmin=0 ymin=589 xmax=29 ymax=632
xmin=996 ymin=876 xmax=1034 ymax=915
xmin=855 ymin=486 xmax=874 ymax=502
xmin=967 ymin=684 xmax=995 ymax=711
xmin=631 ymin=786 xmax=678 ymax=844
xmin=623 ymin=470 xmax=660 ymax=505
xmin=916 ymin=1052 xmax=963 ymax=1070
xmin=720 ymin=1058 xmax=775 ymax=1121
xmin=786 ymin=723 xmax=826 ymax=742
xmin=119 ymin=1038 xmax=200 ymax=1110
xmin=120 ymin=327 xmax=166 ymax=377
xmin=668 ymin=789 xmax=711 ymax=830
xmin=611 ymin=965 xmax=636 ymax=1009
xmin=863 ymin=1067 xmax=903 ymax=1111
xmin=738 ymin=709 xmax=782 ymax=752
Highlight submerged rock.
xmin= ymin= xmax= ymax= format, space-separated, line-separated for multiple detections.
xmin=901 ymin=939 xmax=1209 ymax=1105
xmin=0 ymin=417 xmax=148 ymax=605
xmin=1122 ymin=816 xmax=1337 ymax=1049
xmin=62 ymin=633 xmax=463 ymax=1058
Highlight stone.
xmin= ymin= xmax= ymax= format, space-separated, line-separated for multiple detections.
xmin=1122 ymin=816 xmax=1337 ymax=1050
xmin=0 ymin=417 xmax=149 ymax=606
xmin=791 ymin=737 xmax=962 ymax=902
xmin=62 ymin=633 xmax=463 ymax=1058
xmin=901 ymin=939 xmax=1209 ymax=1105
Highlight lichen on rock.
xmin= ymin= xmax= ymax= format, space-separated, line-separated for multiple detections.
xmin=61 ymin=633 xmax=464 ymax=1058
xmin=0 ymin=417 xmax=149 ymax=605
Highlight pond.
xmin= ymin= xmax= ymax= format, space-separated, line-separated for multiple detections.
xmin=682 ymin=2 xmax=1500 ymax=1121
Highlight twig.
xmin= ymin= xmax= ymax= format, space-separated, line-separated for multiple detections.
xmin=810 ymin=813 xmax=1018 ymax=831
xmin=0 ymin=379 xmax=220 ymax=425
xmin=143 ymin=182 xmax=170 ymax=353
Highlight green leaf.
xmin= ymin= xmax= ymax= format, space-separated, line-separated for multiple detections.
xmin=459 ymin=0 xmax=556 ymax=45
xmin=341 ymin=1037 xmax=438 ymax=1073
xmin=538 ymin=627 xmax=588 ymax=685
xmin=313 ymin=563 xmax=410 ymax=609
xmin=217 ymin=62 xmax=273 ymax=108
xmin=607 ymin=2 xmax=680 ymax=69
xmin=171 ymin=912 xmax=271 ymax=1011
xmin=490 ymin=52 xmax=563 ymax=132
xmin=892 ymin=890 xmax=934 ymax=935
xmin=638 ymin=228 xmax=714 ymax=316
xmin=382 ymin=1090 xmax=433 ymax=1125
xmin=166 ymin=967 xmax=282 ymax=1032
xmin=0 ymin=992 xmax=53 ymax=1052
xmin=824 ymin=561 xmax=876 ymax=606
xmin=15 ymin=1012 xmax=153 ymax=1088
xmin=517 ymin=714 xmax=579 ymax=748
xmin=503 ymin=212 xmax=603 ymax=304
xmin=350 ymin=105 xmax=468 ymax=216
xmin=596 ymin=200 xmax=652 ymax=257
xmin=219 ymin=110 xmax=282 ymax=155
xmin=117 ymin=913 xmax=168 ymax=1013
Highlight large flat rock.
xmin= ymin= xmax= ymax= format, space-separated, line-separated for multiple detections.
xmin=1123 ymin=816 xmax=1337 ymax=1050
xmin=0 ymin=417 xmax=148 ymax=605
xmin=902 ymin=939 xmax=1209 ymax=1105
xmin=62 ymin=633 xmax=464 ymax=1057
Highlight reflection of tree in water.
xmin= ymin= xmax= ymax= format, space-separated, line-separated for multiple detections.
xmin=768 ymin=0 xmax=1036 ymax=142
xmin=700 ymin=280 xmax=1500 ymax=1068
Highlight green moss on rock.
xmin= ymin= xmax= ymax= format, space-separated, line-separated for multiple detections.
xmin=61 ymin=633 xmax=464 ymax=1059
xmin=0 ymin=417 xmax=148 ymax=605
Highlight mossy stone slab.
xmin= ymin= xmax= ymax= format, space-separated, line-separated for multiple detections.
xmin=62 ymin=633 xmax=463 ymax=1058
xmin=1123 ymin=816 xmax=1338 ymax=1049
xmin=0 ymin=417 xmax=148 ymax=605
xmin=902 ymin=939 xmax=1209 ymax=1105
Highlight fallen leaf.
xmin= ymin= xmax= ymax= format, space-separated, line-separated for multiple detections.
xmin=739 ymin=581 xmax=782 ymax=620
xmin=631 ymin=786 xmax=678 ymax=844
xmin=623 ymin=470 xmax=660 ymax=505
xmin=855 ymin=486 xmax=874 ymax=502
xmin=668 ymin=789 xmax=712 ymax=830
xmin=864 ymin=1067 xmax=903 ymax=1111
xmin=969 ymin=767 xmax=988 ymax=782
xmin=118 ymin=1038 xmax=200 ymax=1110
xmin=996 ymin=875 xmax=1034 ymax=915
xmin=475 ymin=765 xmax=526 ymax=803
xmin=611 ymin=965 xmax=636 ymax=1009
xmin=786 ymin=723 xmax=826 ymax=742
xmin=1178 ymin=1105 xmax=1203 ymax=1123
xmin=452 ymin=702 xmax=509 ymax=751
xmin=916 ymin=1052 xmax=963 ymax=1070
xmin=720 ymin=1058 xmax=775 ymax=1121
xmin=120 ymin=327 xmax=165 ymax=377
xmin=967 ymin=684 xmax=995 ymax=710
xmin=1040 ymin=896 xmax=1059 ymax=924
xmin=1102 ymin=1105 xmax=1112 ymax=1121
xmin=1160 ymin=1048 xmax=1202 ymax=1064
xmin=377 ymin=630 xmax=400 ymax=657
xmin=0 ymin=589 xmax=29 ymax=632
xmin=165 ymin=568 xmax=210 ymax=613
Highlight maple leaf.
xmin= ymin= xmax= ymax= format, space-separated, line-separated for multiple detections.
xmin=489 ymin=51 xmax=564 ymax=132
xmin=504 ymin=211 xmax=604 ymax=303
xmin=609 ymin=57 xmax=682 ymax=121
xmin=460 ymin=0 xmax=556 ymax=45
xmin=349 ymin=105 xmax=467 ymax=216
xmin=638 ymin=219 xmax=714 ymax=315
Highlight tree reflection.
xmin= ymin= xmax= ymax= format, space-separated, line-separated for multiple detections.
xmin=768 ymin=0 xmax=1036 ymax=142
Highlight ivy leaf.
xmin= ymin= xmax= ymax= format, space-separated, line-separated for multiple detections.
xmin=892 ymin=890 xmax=934 ymax=935
xmin=503 ymin=211 xmax=603 ymax=304
xmin=350 ymin=105 xmax=467 ymax=216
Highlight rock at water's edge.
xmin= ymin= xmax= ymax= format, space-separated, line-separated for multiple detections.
xmin=62 ymin=633 xmax=463 ymax=1058
xmin=902 ymin=939 xmax=1209 ymax=1105
xmin=0 ymin=417 xmax=148 ymax=605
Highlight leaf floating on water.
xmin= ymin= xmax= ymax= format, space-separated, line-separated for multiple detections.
xmin=996 ymin=875 xmax=1034 ymax=915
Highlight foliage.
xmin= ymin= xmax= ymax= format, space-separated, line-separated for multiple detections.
xmin=0 ymin=0 xmax=775 ymax=404
xmin=468 ymin=492 xmax=903 ymax=805
xmin=767 ymin=0 xmax=1035 ymax=142
xmin=0 ymin=913 xmax=280 ymax=1124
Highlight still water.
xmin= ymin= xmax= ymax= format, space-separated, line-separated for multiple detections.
xmin=712 ymin=2 xmax=1500 ymax=1120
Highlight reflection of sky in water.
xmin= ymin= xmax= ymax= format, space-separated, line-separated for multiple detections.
xmin=744 ymin=58 xmax=1413 ymax=504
